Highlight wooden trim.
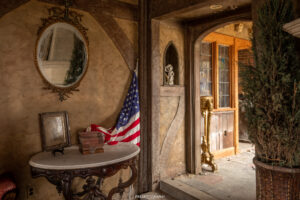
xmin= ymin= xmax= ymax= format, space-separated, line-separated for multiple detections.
xmin=212 ymin=147 xmax=235 ymax=159
xmin=233 ymin=38 xmax=240 ymax=154
xmin=235 ymin=38 xmax=252 ymax=50
xmin=138 ymin=0 xmax=151 ymax=194
xmin=229 ymin=45 xmax=233 ymax=108
xmin=185 ymin=27 xmax=196 ymax=174
xmin=212 ymin=42 xmax=218 ymax=109
xmin=160 ymin=86 xmax=185 ymax=97
xmin=193 ymin=36 xmax=202 ymax=174
xmin=215 ymin=42 xmax=220 ymax=109
xmin=213 ymin=108 xmax=236 ymax=112
xmin=203 ymin=32 xmax=235 ymax=45
xmin=150 ymin=19 xmax=161 ymax=190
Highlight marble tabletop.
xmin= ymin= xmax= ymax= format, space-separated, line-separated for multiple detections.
xmin=29 ymin=143 xmax=140 ymax=170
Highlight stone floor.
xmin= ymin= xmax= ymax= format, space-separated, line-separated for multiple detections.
xmin=159 ymin=142 xmax=256 ymax=200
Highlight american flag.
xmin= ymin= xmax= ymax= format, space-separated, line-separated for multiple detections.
xmin=88 ymin=72 xmax=140 ymax=146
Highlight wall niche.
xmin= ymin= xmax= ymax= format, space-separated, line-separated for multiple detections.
xmin=163 ymin=42 xmax=179 ymax=86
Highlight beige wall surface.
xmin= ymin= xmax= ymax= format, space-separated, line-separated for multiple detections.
xmin=159 ymin=21 xmax=186 ymax=179
xmin=0 ymin=0 xmax=136 ymax=199
xmin=159 ymin=97 xmax=185 ymax=179
xmin=214 ymin=22 xmax=253 ymax=40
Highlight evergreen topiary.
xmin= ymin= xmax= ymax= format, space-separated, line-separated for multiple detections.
xmin=64 ymin=34 xmax=86 ymax=85
xmin=240 ymin=0 xmax=300 ymax=167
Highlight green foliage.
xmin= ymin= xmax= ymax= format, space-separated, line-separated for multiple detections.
xmin=240 ymin=0 xmax=300 ymax=167
xmin=64 ymin=34 xmax=86 ymax=85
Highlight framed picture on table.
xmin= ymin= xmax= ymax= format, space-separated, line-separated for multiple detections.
xmin=39 ymin=111 xmax=71 ymax=152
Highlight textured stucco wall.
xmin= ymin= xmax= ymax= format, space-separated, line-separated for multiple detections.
xmin=0 ymin=0 xmax=136 ymax=199
xmin=116 ymin=18 xmax=138 ymax=57
xmin=214 ymin=22 xmax=252 ymax=40
xmin=159 ymin=97 xmax=185 ymax=178
xmin=159 ymin=21 xmax=186 ymax=179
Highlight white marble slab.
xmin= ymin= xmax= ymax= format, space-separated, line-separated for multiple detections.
xmin=29 ymin=143 xmax=140 ymax=170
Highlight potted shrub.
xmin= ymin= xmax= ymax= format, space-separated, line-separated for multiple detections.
xmin=240 ymin=0 xmax=300 ymax=199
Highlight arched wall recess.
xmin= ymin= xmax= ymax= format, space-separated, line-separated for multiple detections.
xmin=163 ymin=42 xmax=179 ymax=86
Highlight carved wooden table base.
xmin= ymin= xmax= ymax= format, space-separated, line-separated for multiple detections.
xmin=31 ymin=158 xmax=137 ymax=200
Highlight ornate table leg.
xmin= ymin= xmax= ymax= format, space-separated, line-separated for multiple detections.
xmin=31 ymin=168 xmax=73 ymax=200
xmin=61 ymin=174 xmax=73 ymax=200
xmin=73 ymin=176 xmax=107 ymax=200
xmin=107 ymin=159 xmax=137 ymax=200
xmin=31 ymin=157 xmax=138 ymax=200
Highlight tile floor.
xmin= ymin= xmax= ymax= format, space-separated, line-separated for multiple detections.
xmin=174 ymin=142 xmax=256 ymax=200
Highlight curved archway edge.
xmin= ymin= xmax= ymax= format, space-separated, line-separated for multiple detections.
xmin=185 ymin=8 xmax=252 ymax=174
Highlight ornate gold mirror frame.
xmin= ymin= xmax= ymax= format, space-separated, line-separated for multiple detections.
xmin=35 ymin=1 xmax=89 ymax=101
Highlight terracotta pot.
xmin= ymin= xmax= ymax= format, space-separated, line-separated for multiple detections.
xmin=253 ymin=158 xmax=300 ymax=200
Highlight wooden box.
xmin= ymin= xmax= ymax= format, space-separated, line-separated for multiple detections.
xmin=78 ymin=131 xmax=104 ymax=154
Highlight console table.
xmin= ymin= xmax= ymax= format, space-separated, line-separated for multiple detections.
xmin=29 ymin=143 xmax=140 ymax=200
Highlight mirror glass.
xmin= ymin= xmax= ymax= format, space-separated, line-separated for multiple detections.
xmin=37 ymin=22 xmax=88 ymax=87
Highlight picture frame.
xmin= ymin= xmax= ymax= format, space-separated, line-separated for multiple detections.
xmin=39 ymin=111 xmax=71 ymax=152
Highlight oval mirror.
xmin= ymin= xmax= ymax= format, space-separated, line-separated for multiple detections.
xmin=36 ymin=22 xmax=88 ymax=88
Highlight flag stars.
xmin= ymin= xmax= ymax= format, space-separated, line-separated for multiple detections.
xmin=115 ymin=73 xmax=140 ymax=130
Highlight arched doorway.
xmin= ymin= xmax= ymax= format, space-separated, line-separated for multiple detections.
xmin=195 ymin=21 xmax=252 ymax=157
xmin=185 ymin=16 xmax=253 ymax=174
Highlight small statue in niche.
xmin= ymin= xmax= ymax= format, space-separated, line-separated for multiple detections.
xmin=164 ymin=64 xmax=175 ymax=86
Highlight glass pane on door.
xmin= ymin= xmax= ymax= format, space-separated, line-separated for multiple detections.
xmin=218 ymin=45 xmax=230 ymax=107
xmin=200 ymin=42 xmax=212 ymax=96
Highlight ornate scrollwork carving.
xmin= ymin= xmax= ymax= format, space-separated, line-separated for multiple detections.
xmin=73 ymin=177 xmax=107 ymax=200
xmin=31 ymin=157 xmax=137 ymax=200
xmin=107 ymin=159 xmax=137 ymax=199
xmin=37 ymin=7 xmax=88 ymax=42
